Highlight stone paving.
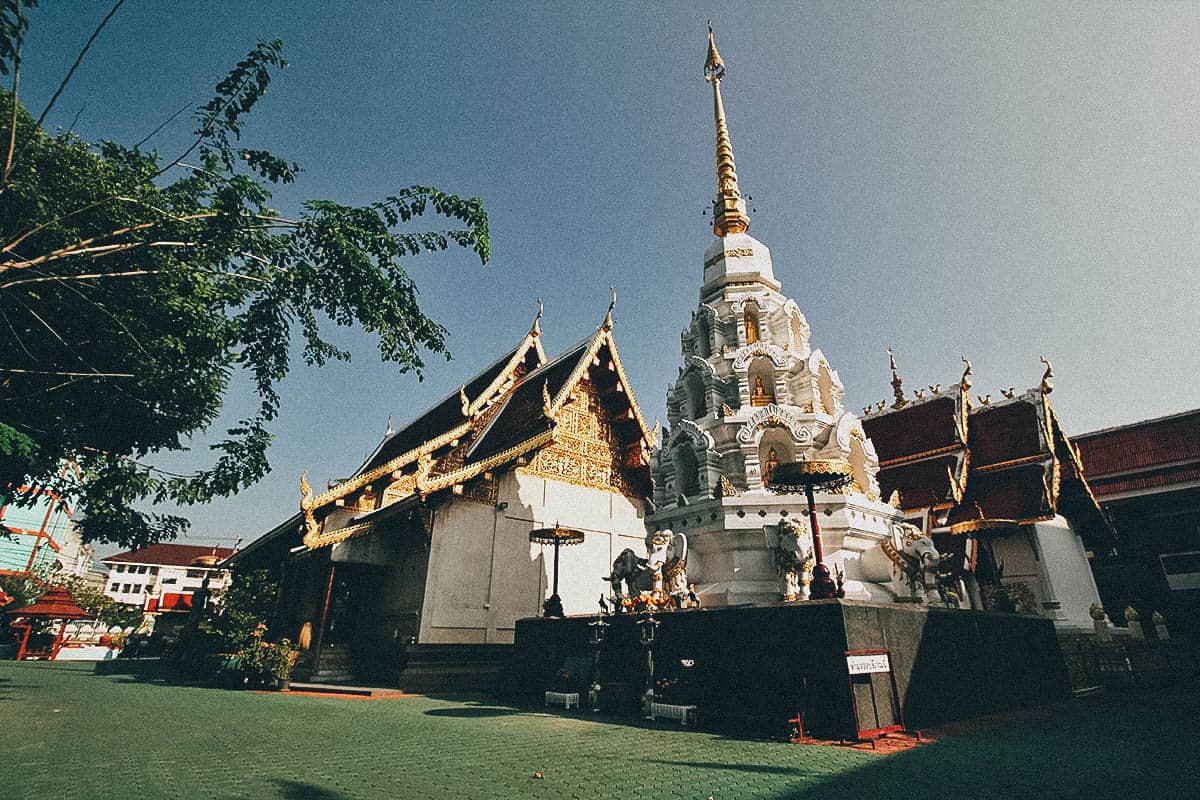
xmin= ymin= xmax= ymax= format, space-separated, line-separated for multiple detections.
xmin=1 ymin=660 xmax=1197 ymax=799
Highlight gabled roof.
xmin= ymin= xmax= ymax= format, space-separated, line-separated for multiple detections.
xmin=301 ymin=322 xmax=546 ymax=514
xmin=1072 ymin=408 xmax=1200 ymax=496
xmin=296 ymin=303 xmax=655 ymax=550
xmin=468 ymin=340 xmax=588 ymax=462
xmin=103 ymin=543 xmax=235 ymax=568
xmin=864 ymin=365 xmax=1110 ymax=546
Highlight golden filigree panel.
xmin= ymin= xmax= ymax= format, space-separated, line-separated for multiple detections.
xmin=519 ymin=382 xmax=639 ymax=498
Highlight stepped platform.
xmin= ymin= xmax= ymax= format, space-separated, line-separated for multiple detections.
xmin=506 ymin=599 xmax=1073 ymax=739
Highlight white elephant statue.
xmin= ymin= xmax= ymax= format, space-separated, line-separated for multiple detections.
xmin=856 ymin=522 xmax=941 ymax=603
xmin=645 ymin=528 xmax=689 ymax=604
xmin=765 ymin=518 xmax=815 ymax=602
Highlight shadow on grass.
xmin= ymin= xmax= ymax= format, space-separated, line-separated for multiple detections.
xmin=424 ymin=705 xmax=523 ymax=718
xmin=644 ymin=759 xmax=819 ymax=777
xmin=271 ymin=779 xmax=346 ymax=799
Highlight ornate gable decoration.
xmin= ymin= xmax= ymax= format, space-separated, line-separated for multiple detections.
xmin=733 ymin=342 xmax=789 ymax=370
xmin=519 ymin=379 xmax=642 ymax=498
xmin=737 ymin=404 xmax=809 ymax=444
xmin=670 ymin=419 xmax=717 ymax=453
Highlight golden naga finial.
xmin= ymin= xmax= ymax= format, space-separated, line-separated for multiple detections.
xmin=705 ymin=26 xmax=750 ymax=238
xmin=530 ymin=297 xmax=544 ymax=338
xmin=299 ymin=469 xmax=313 ymax=509
xmin=542 ymin=379 xmax=555 ymax=419
xmin=887 ymin=347 xmax=907 ymax=409
xmin=1040 ymin=356 xmax=1054 ymax=394
xmin=459 ymin=385 xmax=471 ymax=417
xmin=602 ymin=286 xmax=616 ymax=330
xmin=959 ymin=356 xmax=973 ymax=393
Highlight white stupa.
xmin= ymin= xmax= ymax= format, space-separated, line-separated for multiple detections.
xmin=647 ymin=30 xmax=904 ymax=606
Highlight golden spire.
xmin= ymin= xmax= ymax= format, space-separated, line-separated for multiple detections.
xmin=705 ymin=26 xmax=751 ymax=237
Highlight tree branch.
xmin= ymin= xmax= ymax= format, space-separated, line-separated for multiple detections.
xmin=0 ymin=367 xmax=134 ymax=377
xmin=34 ymin=1 xmax=127 ymax=129
xmin=2 ymin=30 xmax=20 ymax=188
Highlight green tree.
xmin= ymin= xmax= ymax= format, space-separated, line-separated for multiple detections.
xmin=0 ymin=4 xmax=489 ymax=548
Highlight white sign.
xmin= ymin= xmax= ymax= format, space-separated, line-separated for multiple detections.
xmin=846 ymin=653 xmax=891 ymax=675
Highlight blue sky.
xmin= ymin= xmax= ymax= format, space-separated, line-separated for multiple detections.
xmin=19 ymin=2 xmax=1200 ymax=553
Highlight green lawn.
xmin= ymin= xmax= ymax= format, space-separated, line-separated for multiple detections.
xmin=1 ymin=660 xmax=1196 ymax=800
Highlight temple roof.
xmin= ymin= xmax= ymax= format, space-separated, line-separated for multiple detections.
xmin=359 ymin=343 xmax=542 ymax=475
xmin=863 ymin=367 xmax=1111 ymax=547
xmin=1072 ymin=408 xmax=1200 ymax=498
xmin=468 ymin=341 xmax=588 ymax=462
xmin=297 ymin=305 xmax=654 ymax=550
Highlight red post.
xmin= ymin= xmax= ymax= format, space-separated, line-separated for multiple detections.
xmin=805 ymin=483 xmax=840 ymax=600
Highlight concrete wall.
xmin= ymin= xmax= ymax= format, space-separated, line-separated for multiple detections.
xmin=420 ymin=471 xmax=647 ymax=644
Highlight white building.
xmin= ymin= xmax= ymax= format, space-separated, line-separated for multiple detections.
xmin=102 ymin=544 xmax=235 ymax=614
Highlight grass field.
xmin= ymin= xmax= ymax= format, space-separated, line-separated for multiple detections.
xmin=1 ymin=660 xmax=1196 ymax=799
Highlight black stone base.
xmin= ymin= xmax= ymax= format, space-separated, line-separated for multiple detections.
xmin=504 ymin=600 xmax=1071 ymax=739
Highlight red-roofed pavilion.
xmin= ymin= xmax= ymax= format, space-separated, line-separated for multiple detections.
xmin=5 ymin=586 xmax=95 ymax=660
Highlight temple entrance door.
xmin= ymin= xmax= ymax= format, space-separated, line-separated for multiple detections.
xmin=316 ymin=563 xmax=390 ymax=682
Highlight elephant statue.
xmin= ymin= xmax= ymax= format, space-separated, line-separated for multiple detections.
xmin=766 ymin=518 xmax=814 ymax=601
xmin=603 ymin=548 xmax=650 ymax=599
xmin=856 ymin=522 xmax=941 ymax=602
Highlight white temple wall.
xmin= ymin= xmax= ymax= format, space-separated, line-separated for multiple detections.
xmin=419 ymin=470 xmax=646 ymax=644
xmin=1029 ymin=516 xmax=1105 ymax=630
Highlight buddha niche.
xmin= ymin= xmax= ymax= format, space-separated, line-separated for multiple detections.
xmin=751 ymin=375 xmax=773 ymax=406
xmin=744 ymin=309 xmax=760 ymax=345
xmin=763 ymin=448 xmax=780 ymax=484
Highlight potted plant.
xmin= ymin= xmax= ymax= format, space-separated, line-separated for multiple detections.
xmin=268 ymin=638 xmax=300 ymax=691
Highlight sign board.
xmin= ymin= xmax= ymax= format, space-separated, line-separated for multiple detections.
xmin=844 ymin=649 xmax=904 ymax=740
xmin=846 ymin=652 xmax=891 ymax=675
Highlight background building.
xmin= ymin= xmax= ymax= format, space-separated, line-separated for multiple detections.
xmin=101 ymin=544 xmax=235 ymax=615
xmin=1073 ymin=409 xmax=1200 ymax=637
xmin=0 ymin=483 xmax=93 ymax=579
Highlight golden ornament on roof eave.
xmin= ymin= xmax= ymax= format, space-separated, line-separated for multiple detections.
xmin=947 ymin=518 xmax=1022 ymax=536
xmin=528 ymin=526 xmax=586 ymax=546
xmin=765 ymin=459 xmax=855 ymax=494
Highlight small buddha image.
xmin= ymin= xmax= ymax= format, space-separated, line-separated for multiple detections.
xmin=763 ymin=448 xmax=780 ymax=483
xmin=744 ymin=310 xmax=760 ymax=344
xmin=751 ymin=375 xmax=773 ymax=406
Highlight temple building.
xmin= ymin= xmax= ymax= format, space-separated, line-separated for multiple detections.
xmin=860 ymin=355 xmax=1112 ymax=629
xmin=1072 ymin=409 xmax=1200 ymax=637
xmin=646 ymin=30 xmax=902 ymax=605
xmin=234 ymin=303 xmax=656 ymax=679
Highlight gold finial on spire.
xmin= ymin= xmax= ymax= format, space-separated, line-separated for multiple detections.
xmin=888 ymin=347 xmax=907 ymax=409
xmin=530 ymin=297 xmax=544 ymax=337
xmin=705 ymin=26 xmax=750 ymax=237
xmin=602 ymin=286 xmax=616 ymax=330
xmin=960 ymin=356 xmax=973 ymax=393
xmin=1039 ymin=356 xmax=1054 ymax=395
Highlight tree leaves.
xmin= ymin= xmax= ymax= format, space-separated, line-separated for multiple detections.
xmin=0 ymin=38 xmax=489 ymax=549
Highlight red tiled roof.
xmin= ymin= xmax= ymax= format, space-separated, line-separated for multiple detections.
xmin=875 ymin=455 xmax=958 ymax=509
xmin=968 ymin=401 xmax=1044 ymax=467
xmin=1086 ymin=463 xmax=1200 ymax=498
xmin=4 ymin=586 xmax=94 ymax=619
xmin=103 ymin=543 xmax=235 ymax=567
xmin=947 ymin=465 xmax=1050 ymax=526
xmin=1073 ymin=409 xmax=1200 ymax=478
xmin=862 ymin=395 xmax=962 ymax=464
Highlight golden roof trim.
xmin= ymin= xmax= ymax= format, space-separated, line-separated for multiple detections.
xmin=972 ymin=453 xmax=1047 ymax=474
xmin=303 ymin=520 xmax=374 ymax=550
xmin=466 ymin=324 xmax=545 ymax=418
xmin=306 ymin=419 xmax=473 ymax=511
xmin=878 ymin=443 xmax=963 ymax=469
xmin=420 ymin=429 xmax=554 ymax=496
